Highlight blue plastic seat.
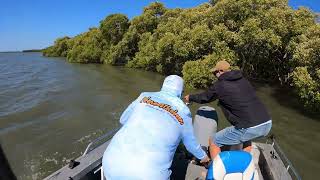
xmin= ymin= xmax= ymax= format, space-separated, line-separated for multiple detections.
xmin=206 ymin=151 xmax=255 ymax=180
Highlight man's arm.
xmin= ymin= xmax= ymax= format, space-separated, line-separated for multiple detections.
xmin=182 ymin=114 xmax=208 ymax=160
xmin=189 ymin=85 xmax=218 ymax=104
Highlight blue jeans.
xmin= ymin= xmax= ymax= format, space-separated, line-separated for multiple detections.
xmin=213 ymin=120 xmax=272 ymax=147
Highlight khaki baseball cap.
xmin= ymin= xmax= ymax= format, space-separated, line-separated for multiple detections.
xmin=211 ymin=60 xmax=230 ymax=72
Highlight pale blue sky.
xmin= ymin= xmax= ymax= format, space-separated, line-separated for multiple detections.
xmin=0 ymin=0 xmax=319 ymax=52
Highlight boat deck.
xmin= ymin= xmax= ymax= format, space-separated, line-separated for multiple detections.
xmin=45 ymin=106 xmax=299 ymax=180
xmin=44 ymin=140 xmax=293 ymax=180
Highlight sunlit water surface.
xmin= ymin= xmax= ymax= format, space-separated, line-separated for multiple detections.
xmin=0 ymin=53 xmax=319 ymax=179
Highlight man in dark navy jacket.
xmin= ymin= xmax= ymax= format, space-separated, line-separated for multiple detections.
xmin=185 ymin=60 xmax=272 ymax=158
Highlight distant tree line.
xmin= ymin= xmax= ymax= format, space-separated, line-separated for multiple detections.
xmin=43 ymin=0 xmax=320 ymax=112
xmin=22 ymin=49 xmax=43 ymax=52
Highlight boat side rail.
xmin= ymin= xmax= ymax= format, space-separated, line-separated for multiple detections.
xmin=266 ymin=135 xmax=302 ymax=180
xmin=83 ymin=127 xmax=120 ymax=156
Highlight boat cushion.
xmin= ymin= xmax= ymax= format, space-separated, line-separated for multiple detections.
xmin=206 ymin=151 xmax=255 ymax=180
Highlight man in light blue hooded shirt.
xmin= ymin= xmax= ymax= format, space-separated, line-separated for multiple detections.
xmin=102 ymin=75 xmax=209 ymax=180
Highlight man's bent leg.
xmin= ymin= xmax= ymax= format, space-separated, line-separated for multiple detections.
xmin=213 ymin=126 xmax=245 ymax=147
xmin=240 ymin=121 xmax=272 ymax=143
xmin=209 ymin=126 xmax=245 ymax=158
xmin=208 ymin=138 xmax=220 ymax=159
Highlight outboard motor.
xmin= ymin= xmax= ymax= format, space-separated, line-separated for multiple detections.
xmin=193 ymin=106 xmax=218 ymax=148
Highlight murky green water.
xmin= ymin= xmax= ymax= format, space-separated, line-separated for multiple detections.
xmin=0 ymin=52 xmax=319 ymax=179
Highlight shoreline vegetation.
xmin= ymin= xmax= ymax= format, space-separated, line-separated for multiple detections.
xmin=43 ymin=0 xmax=320 ymax=112
xmin=22 ymin=49 xmax=43 ymax=52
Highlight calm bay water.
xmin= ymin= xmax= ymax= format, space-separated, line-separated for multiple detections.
xmin=0 ymin=52 xmax=319 ymax=179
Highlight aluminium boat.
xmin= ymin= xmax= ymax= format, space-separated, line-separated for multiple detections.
xmin=44 ymin=106 xmax=301 ymax=180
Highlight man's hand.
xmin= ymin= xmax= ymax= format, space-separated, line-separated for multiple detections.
xmin=200 ymin=155 xmax=211 ymax=168
xmin=200 ymin=155 xmax=210 ymax=164
xmin=184 ymin=95 xmax=190 ymax=103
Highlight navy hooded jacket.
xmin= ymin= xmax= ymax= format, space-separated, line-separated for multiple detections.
xmin=189 ymin=70 xmax=270 ymax=129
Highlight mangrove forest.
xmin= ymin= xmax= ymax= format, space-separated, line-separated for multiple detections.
xmin=43 ymin=0 xmax=320 ymax=112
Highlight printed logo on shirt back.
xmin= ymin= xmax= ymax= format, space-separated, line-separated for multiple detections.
xmin=140 ymin=96 xmax=184 ymax=125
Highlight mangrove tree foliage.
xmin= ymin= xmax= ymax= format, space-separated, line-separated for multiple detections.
xmin=43 ymin=36 xmax=71 ymax=57
xmin=99 ymin=14 xmax=130 ymax=46
xmin=43 ymin=0 xmax=320 ymax=111
xmin=67 ymin=28 xmax=106 ymax=63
